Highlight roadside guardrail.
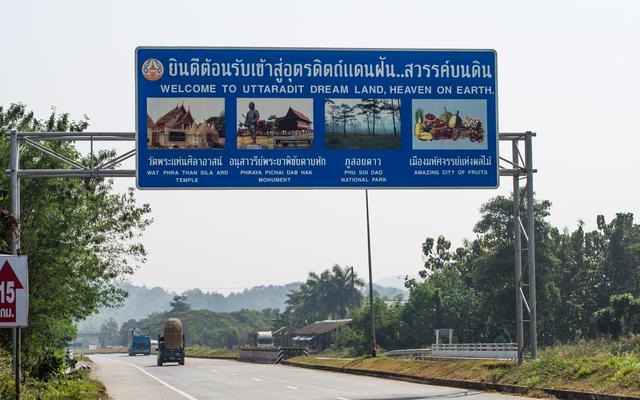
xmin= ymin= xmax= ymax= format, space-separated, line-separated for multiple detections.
xmin=386 ymin=343 xmax=517 ymax=360
xmin=432 ymin=343 xmax=517 ymax=360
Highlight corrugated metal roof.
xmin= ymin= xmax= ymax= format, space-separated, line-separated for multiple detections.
xmin=291 ymin=319 xmax=352 ymax=335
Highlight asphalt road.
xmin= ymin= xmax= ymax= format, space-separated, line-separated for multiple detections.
xmin=91 ymin=354 xmax=531 ymax=400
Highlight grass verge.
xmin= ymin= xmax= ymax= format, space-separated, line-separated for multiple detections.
xmin=1 ymin=369 xmax=107 ymax=400
xmin=287 ymin=352 xmax=640 ymax=397
xmin=1 ymin=350 xmax=106 ymax=399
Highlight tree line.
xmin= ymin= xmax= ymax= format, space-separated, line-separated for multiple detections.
xmin=96 ymin=295 xmax=278 ymax=349
xmin=100 ymin=194 xmax=640 ymax=353
xmin=284 ymin=193 xmax=640 ymax=354
xmin=0 ymin=104 xmax=151 ymax=375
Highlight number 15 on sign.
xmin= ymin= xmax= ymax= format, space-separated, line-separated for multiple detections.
xmin=0 ymin=281 xmax=16 ymax=304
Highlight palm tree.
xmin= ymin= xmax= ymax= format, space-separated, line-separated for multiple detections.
xmin=327 ymin=265 xmax=364 ymax=319
xmin=285 ymin=265 xmax=365 ymax=325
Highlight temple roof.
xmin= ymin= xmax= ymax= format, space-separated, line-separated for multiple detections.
xmin=155 ymin=104 xmax=194 ymax=129
xmin=147 ymin=114 xmax=157 ymax=129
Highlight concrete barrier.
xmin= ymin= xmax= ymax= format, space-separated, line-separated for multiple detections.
xmin=239 ymin=348 xmax=280 ymax=363
xmin=239 ymin=347 xmax=309 ymax=364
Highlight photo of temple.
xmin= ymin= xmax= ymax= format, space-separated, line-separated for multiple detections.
xmin=147 ymin=99 xmax=225 ymax=149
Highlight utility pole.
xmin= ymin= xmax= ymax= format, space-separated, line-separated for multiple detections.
xmin=365 ymin=190 xmax=376 ymax=357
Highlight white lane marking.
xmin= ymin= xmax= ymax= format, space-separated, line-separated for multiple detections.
xmin=285 ymin=385 xmax=299 ymax=390
xmin=337 ymin=397 xmax=351 ymax=400
xmin=252 ymin=377 xmax=263 ymax=381
xmin=98 ymin=356 xmax=200 ymax=400
xmin=228 ymin=372 xmax=237 ymax=376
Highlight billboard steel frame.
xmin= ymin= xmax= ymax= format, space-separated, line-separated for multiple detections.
xmin=5 ymin=130 xmax=537 ymax=399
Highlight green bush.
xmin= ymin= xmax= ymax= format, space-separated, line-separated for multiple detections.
xmin=30 ymin=350 xmax=65 ymax=381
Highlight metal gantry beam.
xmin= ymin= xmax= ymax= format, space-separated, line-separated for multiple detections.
xmin=498 ymin=131 xmax=537 ymax=363
xmin=7 ymin=131 xmax=136 ymax=178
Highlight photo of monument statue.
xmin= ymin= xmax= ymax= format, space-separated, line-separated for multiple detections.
xmin=237 ymin=98 xmax=314 ymax=150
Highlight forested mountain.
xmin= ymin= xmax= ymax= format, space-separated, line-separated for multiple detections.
xmin=181 ymin=283 xmax=302 ymax=313
xmin=77 ymin=281 xmax=406 ymax=333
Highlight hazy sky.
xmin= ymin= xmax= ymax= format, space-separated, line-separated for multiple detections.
xmin=2 ymin=0 xmax=639 ymax=293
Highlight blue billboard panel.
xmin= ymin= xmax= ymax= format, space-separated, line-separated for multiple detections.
xmin=136 ymin=47 xmax=498 ymax=189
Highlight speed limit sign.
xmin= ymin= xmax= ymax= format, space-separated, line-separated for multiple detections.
xmin=0 ymin=256 xmax=28 ymax=327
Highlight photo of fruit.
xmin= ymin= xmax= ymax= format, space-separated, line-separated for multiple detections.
xmin=412 ymin=100 xmax=488 ymax=150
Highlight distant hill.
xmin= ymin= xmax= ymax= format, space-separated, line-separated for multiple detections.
xmin=375 ymin=275 xmax=414 ymax=291
xmin=180 ymin=283 xmax=302 ymax=313
xmin=76 ymin=282 xmax=302 ymax=332
xmin=371 ymin=283 xmax=407 ymax=300
xmin=76 ymin=281 xmax=407 ymax=333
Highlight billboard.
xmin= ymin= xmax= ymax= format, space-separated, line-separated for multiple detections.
xmin=136 ymin=47 xmax=498 ymax=189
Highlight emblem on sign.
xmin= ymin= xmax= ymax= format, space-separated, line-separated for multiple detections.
xmin=142 ymin=58 xmax=164 ymax=81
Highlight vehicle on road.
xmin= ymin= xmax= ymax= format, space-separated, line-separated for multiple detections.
xmin=248 ymin=330 xmax=274 ymax=348
xmin=256 ymin=331 xmax=274 ymax=348
xmin=157 ymin=318 xmax=185 ymax=366
xmin=128 ymin=328 xmax=152 ymax=356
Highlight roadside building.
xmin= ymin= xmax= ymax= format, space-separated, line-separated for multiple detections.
xmin=290 ymin=319 xmax=351 ymax=352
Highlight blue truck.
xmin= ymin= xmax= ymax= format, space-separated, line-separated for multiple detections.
xmin=128 ymin=328 xmax=151 ymax=356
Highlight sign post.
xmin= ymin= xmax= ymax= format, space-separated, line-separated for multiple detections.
xmin=9 ymin=128 xmax=23 ymax=400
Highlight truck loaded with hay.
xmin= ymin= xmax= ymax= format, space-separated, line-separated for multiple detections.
xmin=157 ymin=318 xmax=185 ymax=366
